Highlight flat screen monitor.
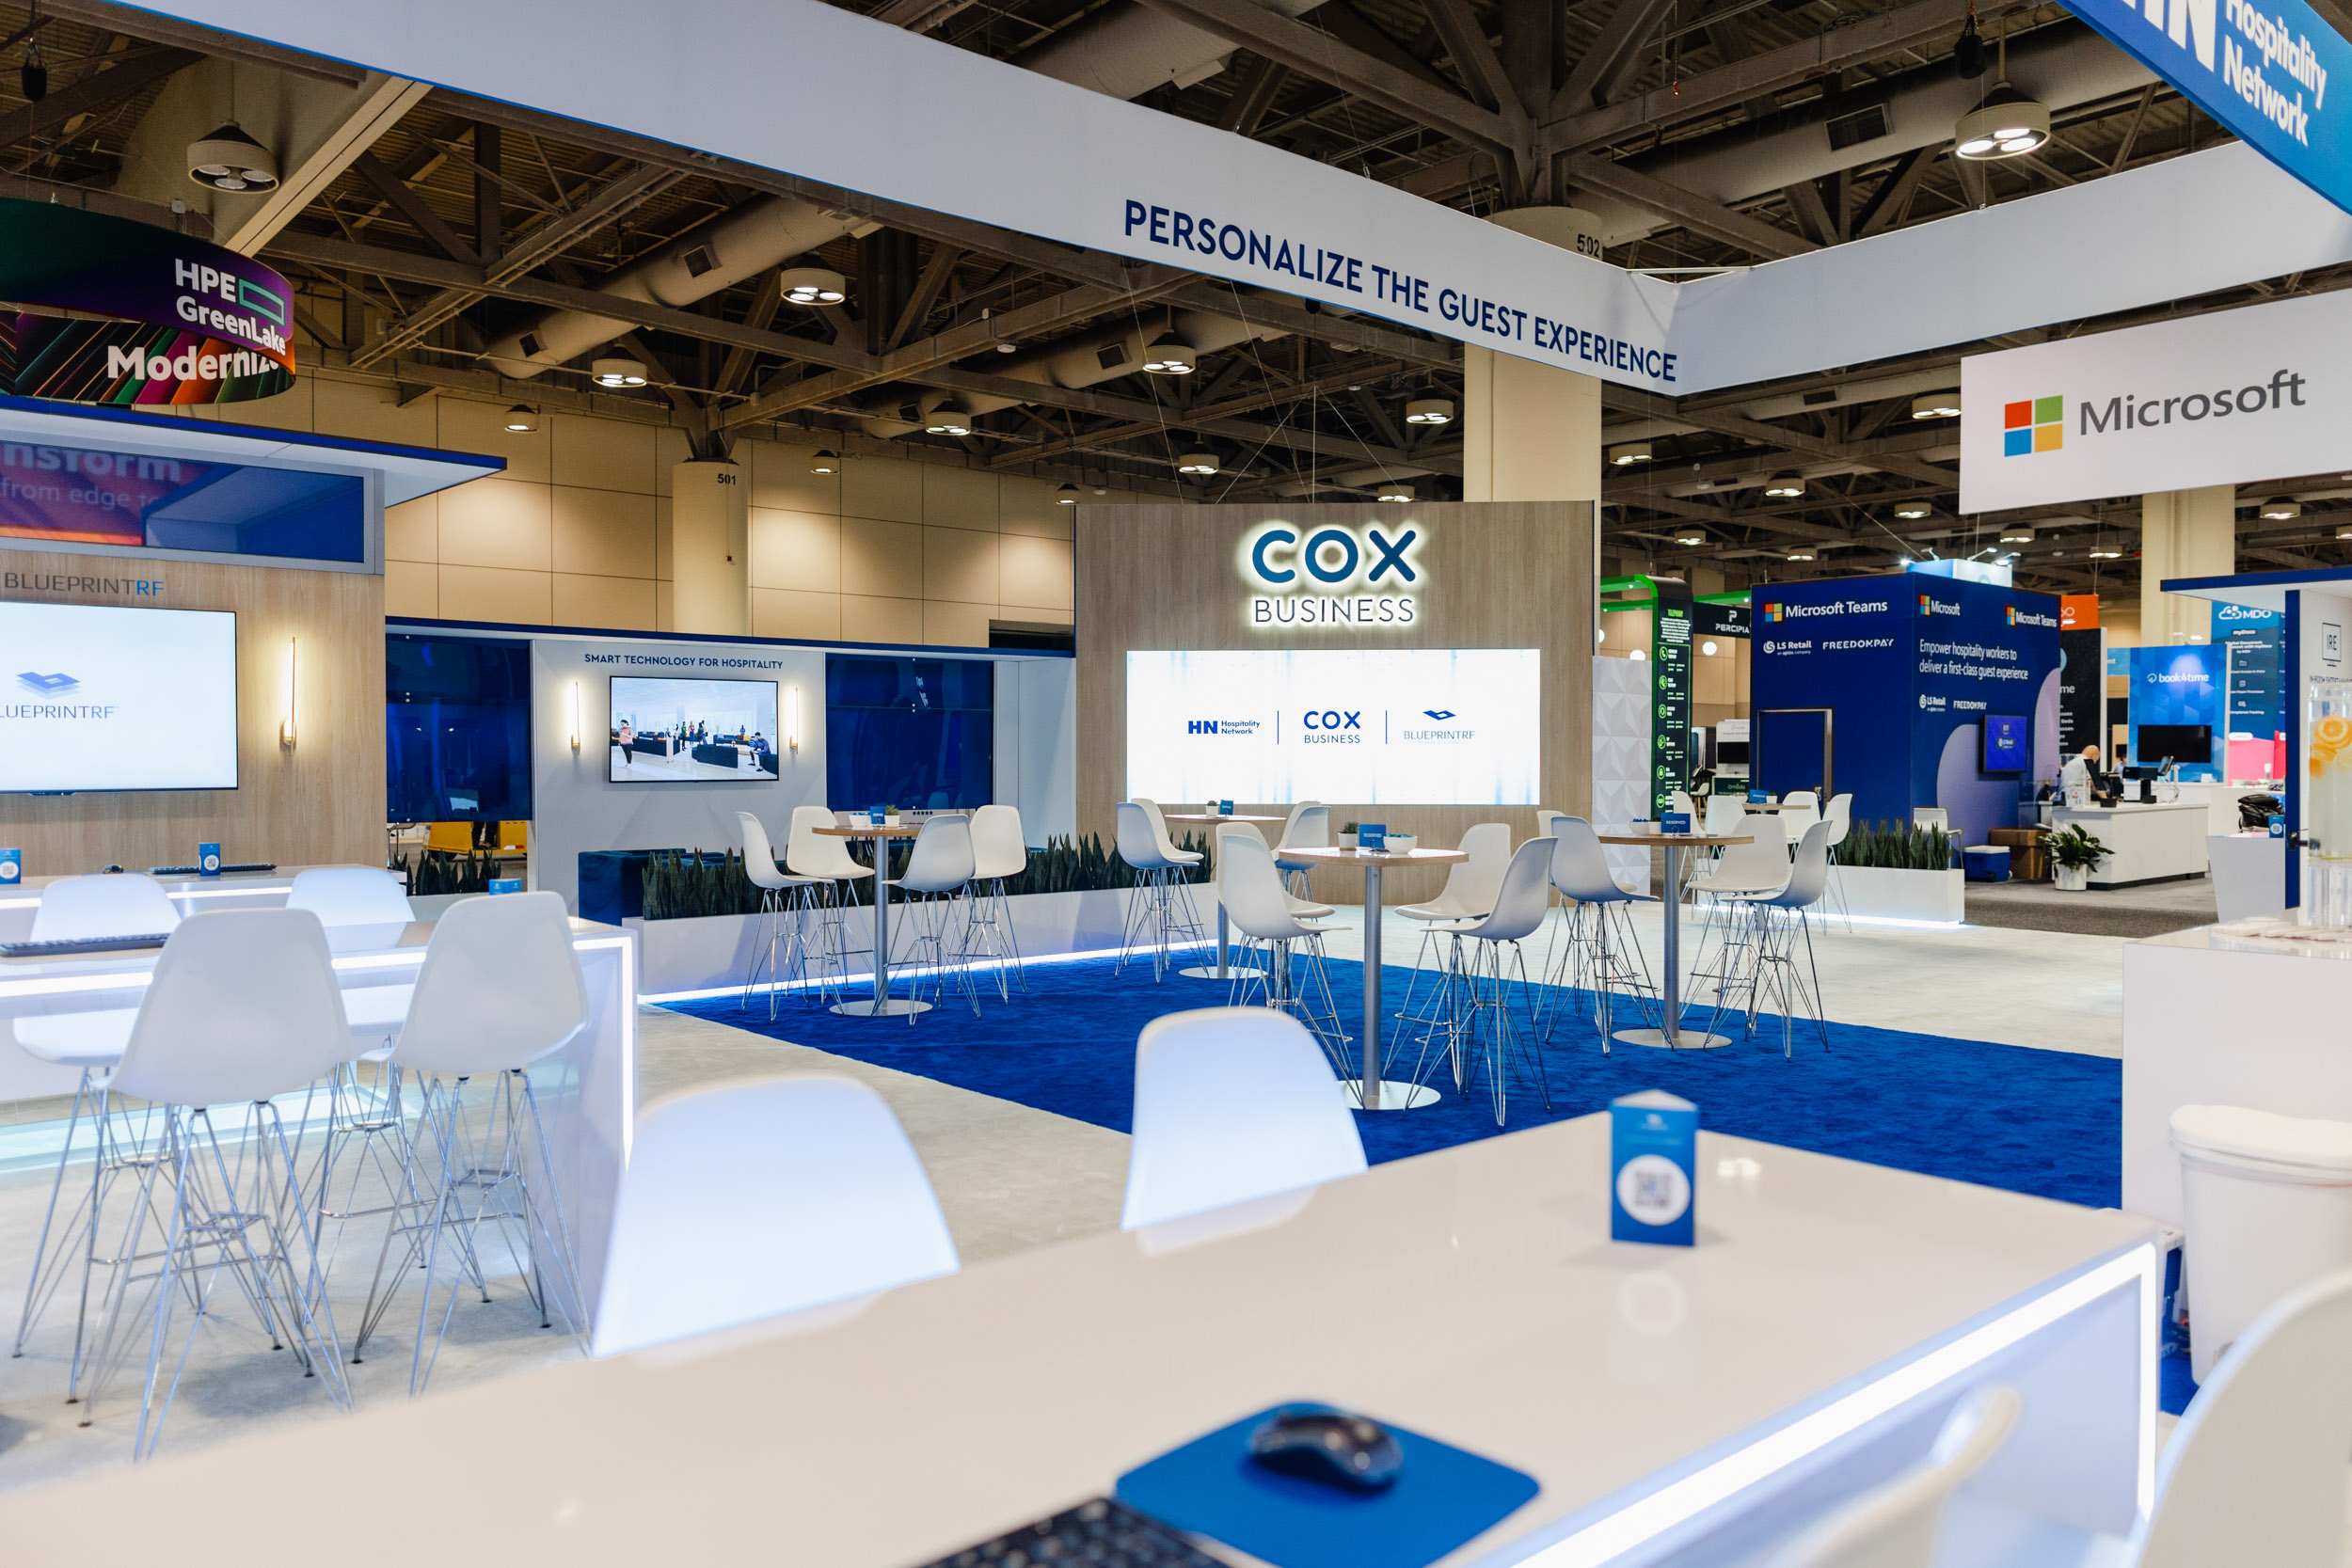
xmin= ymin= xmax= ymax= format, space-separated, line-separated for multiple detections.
xmin=1712 ymin=739 xmax=1751 ymax=766
xmin=2136 ymin=723 xmax=2212 ymax=768
xmin=0 ymin=600 xmax=238 ymax=793
xmin=610 ymin=676 xmax=780 ymax=783
xmin=1124 ymin=648 xmax=1540 ymax=804
xmin=1980 ymin=713 xmax=2027 ymax=773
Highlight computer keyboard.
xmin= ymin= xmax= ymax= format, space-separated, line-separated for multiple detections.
xmin=145 ymin=862 xmax=277 ymax=876
xmin=912 ymin=1498 xmax=1226 ymax=1568
xmin=0 ymin=934 xmax=174 ymax=958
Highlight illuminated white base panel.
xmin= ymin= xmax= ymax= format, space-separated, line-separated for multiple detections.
xmin=1499 ymin=1245 xmax=2159 ymax=1568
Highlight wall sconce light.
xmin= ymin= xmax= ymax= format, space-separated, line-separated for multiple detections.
xmin=787 ymin=685 xmax=801 ymax=752
xmin=569 ymin=680 xmax=582 ymax=751
xmin=279 ymin=638 xmax=297 ymax=748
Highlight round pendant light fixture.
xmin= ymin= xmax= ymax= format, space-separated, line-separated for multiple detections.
xmin=779 ymin=267 xmax=848 ymax=306
xmin=2261 ymin=496 xmax=2303 ymax=520
xmin=924 ymin=407 xmax=973 ymax=436
xmin=502 ymin=404 xmax=540 ymax=433
xmin=1375 ymin=480 xmax=1414 ymax=501
xmin=1787 ymin=546 xmax=1818 ymax=561
xmin=187 ymin=123 xmax=279 ymax=192
xmin=1608 ymin=440 xmax=1654 ymax=467
xmin=1055 ymin=483 xmax=1082 ymax=505
xmin=1763 ymin=471 xmax=1806 ymax=499
xmin=589 ymin=356 xmax=649 ymax=388
xmin=1140 ymin=338 xmax=1196 ymax=375
xmin=808 ymin=449 xmax=840 ymax=475
xmin=1675 ymin=529 xmax=1707 ymax=546
xmin=1910 ymin=391 xmax=1963 ymax=420
xmin=1404 ymin=398 xmax=1454 ymax=425
xmin=1999 ymin=520 xmax=2035 ymax=543
xmin=1955 ymin=86 xmax=2051 ymax=160
xmin=1892 ymin=499 xmax=1933 ymax=519
xmin=1175 ymin=451 xmax=1219 ymax=475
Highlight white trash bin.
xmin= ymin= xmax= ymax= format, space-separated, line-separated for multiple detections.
xmin=2172 ymin=1103 xmax=2352 ymax=1382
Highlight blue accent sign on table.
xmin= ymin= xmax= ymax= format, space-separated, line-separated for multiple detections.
xmin=1218 ymin=800 xmax=1233 ymax=816
xmin=1357 ymin=822 xmax=1387 ymax=851
xmin=1749 ymin=786 xmax=1768 ymax=803
xmin=1612 ymin=1090 xmax=1697 ymax=1246
xmin=0 ymin=848 xmax=17 ymax=885
xmin=2069 ymin=0 xmax=2352 ymax=215
xmin=867 ymin=805 xmax=887 ymax=826
xmin=197 ymin=843 xmax=221 ymax=878
xmin=1661 ymin=811 xmax=1692 ymax=834
xmin=2272 ymin=814 xmax=2289 ymax=837
xmin=487 ymin=878 xmax=523 ymax=895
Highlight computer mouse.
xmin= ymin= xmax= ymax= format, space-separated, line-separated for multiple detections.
xmin=1247 ymin=1405 xmax=1403 ymax=1492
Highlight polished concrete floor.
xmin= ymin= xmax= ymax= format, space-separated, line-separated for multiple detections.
xmin=0 ymin=903 xmax=2132 ymax=1492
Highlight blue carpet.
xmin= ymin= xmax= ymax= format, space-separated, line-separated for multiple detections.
xmin=666 ymin=953 xmax=2122 ymax=1210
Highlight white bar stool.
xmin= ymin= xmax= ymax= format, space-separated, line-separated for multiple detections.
xmin=894 ymin=814 xmax=980 ymax=1019
xmin=1540 ymin=816 xmax=1661 ymax=1050
xmin=1219 ymin=832 xmax=1352 ymax=1074
xmin=737 ymin=812 xmax=822 ymax=1017
xmin=1116 ymin=800 xmax=1207 ymax=980
xmin=964 ymin=804 xmax=1030 ymax=998
xmin=1410 ymin=838 xmax=1556 ymax=1124
xmin=787 ymin=804 xmax=876 ymax=1004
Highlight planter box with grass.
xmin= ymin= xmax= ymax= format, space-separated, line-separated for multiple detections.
xmin=1826 ymin=819 xmax=1965 ymax=924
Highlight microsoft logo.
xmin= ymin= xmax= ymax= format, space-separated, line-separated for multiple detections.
xmin=1761 ymin=601 xmax=1784 ymax=623
xmin=2005 ymin=606 xmax=2018 ymax=626
xmin=1918 ymin=594 xmax=1932 ymax=616
xmin=2004 ymin=396 xmax=2064 ymax=456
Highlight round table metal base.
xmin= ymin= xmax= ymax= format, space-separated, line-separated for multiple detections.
xmin=1341 ymin=1080 xmax=1441 ymax=1111
xmin=1176 ymin=963 xmax=1263 ymax=980
xmin=830 ymin=998 xmax=933 ymax=1018
xmin=1613 ymin=1027 xmax=1734 ymax=1051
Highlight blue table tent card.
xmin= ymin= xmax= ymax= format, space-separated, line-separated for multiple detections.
xmin=1358 ymin=823 xmax=1388 ymax=851
xmin=1612 ymin=1090 xmax=1697 ymax=1246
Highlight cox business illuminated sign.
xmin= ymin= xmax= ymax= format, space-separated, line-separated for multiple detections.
xmin=1239 ymin=519 xmax=1423 ymax=628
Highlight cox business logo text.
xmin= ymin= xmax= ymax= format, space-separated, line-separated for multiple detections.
xmin=1302 ymin=708 xmax=1362 ymax=744
xmin=1243 ymin=520 xmax=1421 ymax=630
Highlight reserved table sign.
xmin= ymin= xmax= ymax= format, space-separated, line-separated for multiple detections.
xmin=1661 ymin=811 xmax=1692 ymax=834
xmin=1612 ymin=1090 xmax=1697 ymax=1246
xmin=1357 ymin=823 xmax=1388 ymax=851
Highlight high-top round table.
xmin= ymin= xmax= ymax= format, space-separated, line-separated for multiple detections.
xmin=1281 ymin=845 xmax=1467 ymax=1110
xmin=1162 ymin=812 xmax=1288 ymax=979
xmin=815 ymin=822 xmax=925 ymax=1017
xmin=1595 ymin=830 xmax=1752 ymax=1050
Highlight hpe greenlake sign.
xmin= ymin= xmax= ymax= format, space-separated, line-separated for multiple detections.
xmin=2074 ymin=0 xmax=2352 ymax=214
xmin=0 ymin=199 xmax=296 ymax=406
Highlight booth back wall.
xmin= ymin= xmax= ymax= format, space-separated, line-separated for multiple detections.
xmin=1078 ymin=501 xmax=1595 ymax=907
xmin=0 ymin=548 xmax=385 ymax=876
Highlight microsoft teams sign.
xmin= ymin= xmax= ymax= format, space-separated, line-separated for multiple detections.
xmin=1962 ymin=289 xmax=2352 ymax=513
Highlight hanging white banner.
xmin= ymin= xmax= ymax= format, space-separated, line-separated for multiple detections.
xmin=1959 ymin=287 xmax=2352 ymax=513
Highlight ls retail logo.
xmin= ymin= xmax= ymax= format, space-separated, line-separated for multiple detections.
xmin=2004 ymin=396 xmax=2064 ymax=455
xmin=15 ymin=671 xmax=76 ymax=694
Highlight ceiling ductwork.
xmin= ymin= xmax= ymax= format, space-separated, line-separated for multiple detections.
xmin=856 ymin=305 xmax=1287 ymax=438
xmin=1573 ymin=23 xmax=2153 ymax=245
xmin=1021 ymin=0 xmax=1326 ymax=101
xmin=485 ymin=196 xmax=872 ymax=378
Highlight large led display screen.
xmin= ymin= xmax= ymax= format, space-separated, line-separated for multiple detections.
xmin=1126 ymin=648 xmax=1540 ymax=804
xmin=610 ymin=676 xmax=780 ymax=782
xmin=0 ymin=600 xmax=238 ymax=792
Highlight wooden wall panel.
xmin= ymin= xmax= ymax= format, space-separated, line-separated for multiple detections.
xmin=1076 ymin=502 xmax=1594 ymax=907
xmin=0 ymin=550 xmax=385 ymax=877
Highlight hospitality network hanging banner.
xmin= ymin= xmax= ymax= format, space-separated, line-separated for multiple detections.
xmin=2072 ymin=0 xmax=2352 ymax=214
xmin=1958 ymin=286 xmax=2352 ymax=513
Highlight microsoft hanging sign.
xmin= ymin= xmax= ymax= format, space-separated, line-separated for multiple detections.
xmin=0 ymin=198 xmax=296 ymax=406
xmin=2073 ymin=0 xmax=2352 ymax=214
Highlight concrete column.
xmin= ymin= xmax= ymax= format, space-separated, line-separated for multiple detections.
xmin=671 ymin=460 xmax=750 ymax=635
xmin=1459 ymin=344 xmax=1602 ymax=503
xmin=2139 ymin=485 xmax=2236 ymax=644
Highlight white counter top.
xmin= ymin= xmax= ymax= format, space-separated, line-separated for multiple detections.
xmin=2050 ymin=802 xmax=2210 ymax=887
xmin=0 ymin=1114 xmax=2158 ymax=1567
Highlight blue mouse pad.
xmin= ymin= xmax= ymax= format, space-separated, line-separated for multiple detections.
xmin=1116 ymin=1405 xmax=1541 ymax=1568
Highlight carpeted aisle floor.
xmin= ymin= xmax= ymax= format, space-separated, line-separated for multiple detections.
xmin=667 ymin=952 xmax=2122 ymax=1209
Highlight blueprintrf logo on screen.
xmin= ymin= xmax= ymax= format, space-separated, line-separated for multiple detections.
xmin=1423 ymin=709 xmax=1455 ymax=721
xmin=16 ymin=671 xmax=76 ymax=694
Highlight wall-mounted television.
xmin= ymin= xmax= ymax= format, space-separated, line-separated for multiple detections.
xmin=1980 ymin=713 xmax=2027 ymax=773
xmin=2134 ymin=722 xmax=2214 ymax=768
xmin=0 ymin=600 xmax=239 ymax=793
xmin=610 ymin=676 xmax=779 ymax=783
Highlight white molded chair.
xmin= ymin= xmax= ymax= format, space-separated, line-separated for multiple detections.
xmin=1779 ymin=790 xmax=1822 ymax=841
xmin=361 ymin=892 xmax=590 ymax=1394
xmin=1542 ymin=816 xmax=1659 ymax=1050
xmin=1761 ymin=1386 xmax=2022 ymax=1568
xmin=11 ymin=875 xmax=185 ymax=1365
xmin=32 ymin=873 xmax=181 ymax=942
xmin=1217 ymin=822 xmax=1333 ymax=921
xmin=737 ymin=814 xmax=820 ymax=1017
xmin=2124 ymin=1266 xmax=2352 ymax=1568
xmin=1689 ymin=811 xmax=1790 ymax=903
xmin=592 ymin=1074 xmax=959 ymax=1358
xmin=1394 ymin=822 xmax=1511 ymax=1036
xmin=894 ymin=814 xmax=979 ymax=1018
xmin=965 ymin=803 xmax=1031 ymax=998
xmin=82 ymin=909 xmax=355 ymax=1459
xmin=1703 ymin=795 xmax=1750 ymax=838
xmin=1413 ymin=838 xmax=1558 ymax=1125
xmin=1121 ymin=1009 xmax=1366 ymax=1231
xmin=1717 ymin=821 xmax=1836 ymax=1057
xmin=787 ymin=804 xmax=875 ymax=992
xmin=1821 ymin=793 xmax=1856 ymax=927
xmin=1118 ymin=800 xmax=1209 ymax=980
xmin=285 ymin=866 xmax=414 ymax=928
xmin=1221 ymin=832 xmax=1350 ymax=1073
xmin=1669 ymin=789 xmax=1699 ymax=822
xmin=1272 ymin=801 xmax=1329 ymax=898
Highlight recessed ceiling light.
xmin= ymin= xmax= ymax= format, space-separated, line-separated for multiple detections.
xmin=502 ymin=404 xmax=539 ymax=433
xmin=589 ymin=356 xmax=648 ymax=388
xmin=1404 ymin=398 xmax=1454 ymax=425
xmin=779 ymin=267 xmax=848 ymax=305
